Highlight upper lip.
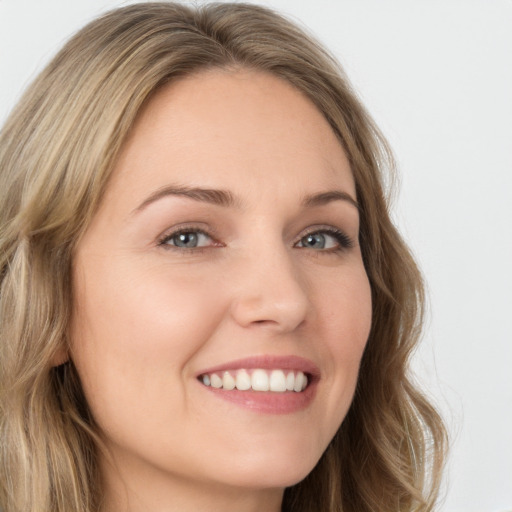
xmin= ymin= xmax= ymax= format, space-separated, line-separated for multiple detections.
xmin=196 ymin=355 xmax=321 ymax=379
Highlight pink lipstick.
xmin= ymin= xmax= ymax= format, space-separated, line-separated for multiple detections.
xmin=196 ymin=355 xmax=319 ymax=414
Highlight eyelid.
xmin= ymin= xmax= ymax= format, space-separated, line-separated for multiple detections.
xmin=294 ymin=226 xmax=355 ymax=250
xmin=157 ymin=224 xmax=221 ymax=250
xmin=156 ymin=223 xmax=354 ymax=252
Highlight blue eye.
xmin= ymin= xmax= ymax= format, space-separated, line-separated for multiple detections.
xmin=160 ymin=230 xmax=212 ymax=249
xmin=296 ymin=229 xmax=353 ymax=251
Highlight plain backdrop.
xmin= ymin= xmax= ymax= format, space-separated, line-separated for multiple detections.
xmin=1 ymin=1 xmax=511 ymax=510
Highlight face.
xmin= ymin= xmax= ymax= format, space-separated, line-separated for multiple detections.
xmin=70 ymin=69 xmax=372 ymax=508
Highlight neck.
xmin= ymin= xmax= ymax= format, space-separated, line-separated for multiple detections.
xmin=99 ymin=453 xmax=284 ymax=512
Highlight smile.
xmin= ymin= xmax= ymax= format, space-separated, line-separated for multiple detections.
xmin=199 ymin=369 xmax=309 ymax=392
xmin=196 ymin=355 xmax=319 ymax=414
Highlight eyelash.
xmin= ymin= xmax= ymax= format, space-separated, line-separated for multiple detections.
xmin=158 ymin=226 xmax=218 ymax=252
xmin=298 ymin=227 xmax=354 ymax=252
xmin=158 ymin=225 xmax=354 ymax=252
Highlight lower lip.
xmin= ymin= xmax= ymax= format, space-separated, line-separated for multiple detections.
xmin=199 ymin=381 xmax=318 ymax=414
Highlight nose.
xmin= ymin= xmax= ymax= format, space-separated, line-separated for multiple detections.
xmin=229 ymin=245 xmax=310 ymax=333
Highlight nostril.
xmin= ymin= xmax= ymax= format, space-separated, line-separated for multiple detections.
xmin=229 ymin=278 xmax=309 ymax=332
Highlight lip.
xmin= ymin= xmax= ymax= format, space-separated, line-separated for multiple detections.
xmin=196 ymin=355 xmax=320 ymax=415
xmin=196 ymin=355 xmax=321 ymax=378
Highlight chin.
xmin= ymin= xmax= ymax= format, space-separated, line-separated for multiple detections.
xmin=213 ymin=442 xmax=324 ymax=490
xmin=222 ymin=466 xmax=315 ymax=491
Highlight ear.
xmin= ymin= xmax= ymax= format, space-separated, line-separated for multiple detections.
xmin=51 ymin=347 xmax=69 ymax=367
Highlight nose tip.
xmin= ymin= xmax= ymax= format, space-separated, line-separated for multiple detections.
xmin=229 ymin=256 xmax=309 ymax=333
xmin=231 ymin=294 xmax=308 ymax=332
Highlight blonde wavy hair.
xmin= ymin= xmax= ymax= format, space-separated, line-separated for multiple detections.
xmin=0 ymin=3 xmax=446 ymax=511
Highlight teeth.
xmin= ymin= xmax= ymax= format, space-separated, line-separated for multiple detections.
xmin=210 ymin=373 xmax=223 ymax=389
xmin=269 ymin=369 xmax=287 ymax=392
xmin=222 ymin=371 xmax=236 ymax=390
xmin=294 ymin=371 xmax=305 ymax=392
xmin=200 ymin=369 xmax=309 ymax=392
xmin=235 ymin=369 xmax=251 ymax=390
xmin=286 ymin=371 xmax=295 ymax=391
xmin=251 ymin=369 xmax=269 ymax=391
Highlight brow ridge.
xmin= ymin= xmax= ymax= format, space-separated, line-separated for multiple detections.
xmin=133 ymin=184 xmax=358 ymax=214
xmin=302 ymin=190 xmax=359 ymax=210
xmin=133 ymin=185 xmax=238 ymax=213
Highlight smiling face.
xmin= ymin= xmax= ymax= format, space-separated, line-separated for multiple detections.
xmin=70 ymin=69 xmax=372 ymax=511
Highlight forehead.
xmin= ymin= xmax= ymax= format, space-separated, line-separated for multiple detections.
xmin=107 ymin=69 xmax=354 ymax=209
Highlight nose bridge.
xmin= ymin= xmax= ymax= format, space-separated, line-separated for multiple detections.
xmin=230 ymin=238 xmax=310 ymax=332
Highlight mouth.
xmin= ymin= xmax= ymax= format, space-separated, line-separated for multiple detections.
xmin=198 ymin=368 xmax=309 ymax=393
xmin=196 ymin=355 xmax=319 ymax=414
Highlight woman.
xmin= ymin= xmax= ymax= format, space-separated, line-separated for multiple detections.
xmin=0 ymin=3 xmax=446 ymax=511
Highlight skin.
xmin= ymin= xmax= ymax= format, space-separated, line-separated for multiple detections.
xmin=70 ymin=69 xmax=372 ymax=512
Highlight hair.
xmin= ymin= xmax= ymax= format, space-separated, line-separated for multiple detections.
xmin=0 ymin=2 xmax=447 ymax=511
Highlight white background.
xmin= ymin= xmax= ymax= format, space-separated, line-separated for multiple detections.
xmin=1 ymin=1 xmax=511 ymax=510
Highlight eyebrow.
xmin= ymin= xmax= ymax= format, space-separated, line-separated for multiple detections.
xmin=132 ymin=184 xmax=359 ymax=214
xmin=302 ymin=190 xmax=359 ymax=210
xmin=133 ymin=185 xmax=239 ymax=214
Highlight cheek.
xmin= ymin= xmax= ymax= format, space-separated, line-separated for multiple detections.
xmin=74 ymin=259 xmax=224 ymax=347
xmin=316 ymin=266 xmax=372 ymax=421
xmin=322 ymin=263 xmax=372 ymax=350
xmin=69 ymin=262 xmax=227 ymax=423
